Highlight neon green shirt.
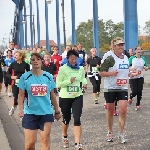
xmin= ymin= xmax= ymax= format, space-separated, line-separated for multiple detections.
xmin=25 ymin=52 xmax=31 ymax=65
xmin=56 ymin=64 xmax=87 ymax=98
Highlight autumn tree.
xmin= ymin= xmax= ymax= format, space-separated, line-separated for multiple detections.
xmin=141 ymin=42 xmax=150 ymax=50
xmin=76 ymin=19 xmax=124 ymax=52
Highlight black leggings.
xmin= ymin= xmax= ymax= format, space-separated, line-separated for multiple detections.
xmin=12 ymin=84 xmax=19 ymax=105
xmin=3 ymin=72 xmax=11 ymax=87
xmin=59 ymin=95 xmax=83 ymax=126
xmin=129 ymin=77 xmax=144 ymax=106
xmin=89 ymin=76 xmax=101 ymax=93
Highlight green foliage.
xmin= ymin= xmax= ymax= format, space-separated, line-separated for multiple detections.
xmin=76 ymin=19 xmax=124 ymax=52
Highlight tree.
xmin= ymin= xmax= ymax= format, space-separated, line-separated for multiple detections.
xmin=76 ymin=19 xmax=124 ymax=52
xmin=141 ymin=42 xmax=150 ymax=50
xmin=144 ymin=20 xmax=150 ymax=35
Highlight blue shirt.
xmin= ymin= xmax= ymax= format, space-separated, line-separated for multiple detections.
xmin=61 ymin=57 xmax=85 ymax=66
xmin=18 ymin=71 xmax=56 ymax=115
xmin=4 ymin=57 xmax=15 ymax=67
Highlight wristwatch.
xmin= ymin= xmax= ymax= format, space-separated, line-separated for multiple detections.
xmin=55 ymin=111 xmax=60 ymax=114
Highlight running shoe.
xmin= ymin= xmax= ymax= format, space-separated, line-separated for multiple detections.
xmin=62 ymin=137 xmax=69 ymax=148
xmin=8 ymin=92 xmax=12 ymax=97
xmin=75 ymin=144 xmax=83 ymax=150
xmin=118 ymin=132 xmax=127 ymax=143
xmin=104 ymin=103 xmax=107 ymax=109
xmin=114 ymin=111 xmax=119 ymax=116
xmin=95 ymin=99 xmax=98 ymax=104
xmin=4 ymin=87 xmax=8 ymax=93
xmin=135 ymin=105 xmax=140 ymax=111
xmin=128 ymin=99 xmax=133 ymax=105
xmin=107 ymin=132 xmax=113 ymax=142
xmin=9 ymin=106 xmax=16 ymax=116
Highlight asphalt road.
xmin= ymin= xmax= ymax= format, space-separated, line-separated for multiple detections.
xmin=0 ymin=79 xmax=150 ymax=150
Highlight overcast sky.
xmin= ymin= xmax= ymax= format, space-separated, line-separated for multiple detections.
xmin=0 ymin=0 xmax=150 ymax=46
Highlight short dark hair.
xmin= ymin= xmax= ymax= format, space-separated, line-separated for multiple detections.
xmin=53 ymin=46 xmax=59 ymax=50
xmin=67 ymin=50 xmax=79 ymax=59
xmin=7 ymin=50 xmax=12 ymax=53
xmin=31 ymin=53 xmax=43 ymax=60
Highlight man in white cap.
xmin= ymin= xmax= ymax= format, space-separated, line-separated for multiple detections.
xmin=99 ymin=37 xmax=136 ymax=143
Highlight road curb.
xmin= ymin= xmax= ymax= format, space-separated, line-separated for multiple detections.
xmin=0 ymin=119 xmax=11 ymax=150
xmin=144 ymin=82 xmax=150 ymax=87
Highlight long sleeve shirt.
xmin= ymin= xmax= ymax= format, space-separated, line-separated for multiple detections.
xmin=56 ymin=64 xmax=87 ymax=98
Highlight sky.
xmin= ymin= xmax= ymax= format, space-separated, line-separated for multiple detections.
xmin=0 ymin=0 xmax=150 ymax=46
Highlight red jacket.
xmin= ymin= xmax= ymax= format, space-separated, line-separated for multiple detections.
xmin=51 ymin=54 xmax=62 ymax=74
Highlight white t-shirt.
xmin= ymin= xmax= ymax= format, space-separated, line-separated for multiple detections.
xmin=101 ymin=50 xmax=114 ymax=64
xmin=61 ymin=50 xmax=67 ymax=60
xmin=4 ymin=48 xmax=16 ymax=56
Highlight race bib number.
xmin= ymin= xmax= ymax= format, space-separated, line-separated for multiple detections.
xmin=116 ymin=79 xmax=127 ymax=86
xmin=15 ymin=79 xmax=20 ymax=85
xmin=92 ymin=67 xmax=98 ymax=72
xmin=31 ymin=84 xmax=47 ymax=96
xmin=67 ymin=86 xmax=79 ymax=95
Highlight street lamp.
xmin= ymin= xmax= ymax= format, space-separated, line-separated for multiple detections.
xmin=46 ymin=0 xmax=53 ymax=4
xmin=22 ymin=14 xmax=35 ymax=46
xmin=61 ymin=0 xmax=66 ymax=48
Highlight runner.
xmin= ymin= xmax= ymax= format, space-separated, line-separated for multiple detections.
xmin=99 ymin=37 xmax=135 ymax=143
xmin=7 ymin=50 xmax=30 ymax=116
xmin=4 ymin=50 xmax=15 ymax=97
xmin=18 ymin=52 xmax=61 ymax=150
xmin=42 ymin=52 xmax=57 ymax=79
xmin=86 ymin=48 xmax=101 ymax=104
xmin=56 ymin=50 xmax=87 ymax=150
xmin=128 ymin=46 xmax=149 ymax=110
xmin=0 ymin=53 xmax=7 ymax=98
xmin=4 ymin=41 xmax=16 ymax=57
xmin=101 ymin=40 xmax=119 ymax=115
xmin=62 ymin=46 xmax=70 ymax=60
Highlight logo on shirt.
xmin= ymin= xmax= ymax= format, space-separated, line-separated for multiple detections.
xmin=118 ymin=64 xmax=129 ymax=69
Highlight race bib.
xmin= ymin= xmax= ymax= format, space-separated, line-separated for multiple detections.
xmin=67 ymin=86 xmax=79 ymax=95
xmin=92 ymin=67 xmax=98 ymax=72
xmin=79 ymin=54 xmax=83 ymax=58
xmin=31 ymin=84 xmax=47 ymax=96
xmin=116 ymin=79 xmax=127 ymax=86
xmin=15 ymin=79 xmax=20 ymax=85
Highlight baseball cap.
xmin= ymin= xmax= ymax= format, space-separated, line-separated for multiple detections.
xmin=114 ymin=39 xmax=125 ymax=45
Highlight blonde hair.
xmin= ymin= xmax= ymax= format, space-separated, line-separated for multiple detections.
xmin=14 ymin=50 xmax=26 ymax=61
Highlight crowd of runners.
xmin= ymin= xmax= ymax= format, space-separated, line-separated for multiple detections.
xmin=0 ymin=37 xmax=149 ymax=150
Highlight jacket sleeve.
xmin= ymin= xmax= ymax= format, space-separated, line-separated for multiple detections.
xmin=56 ymin=66 xmax=71 ymax=88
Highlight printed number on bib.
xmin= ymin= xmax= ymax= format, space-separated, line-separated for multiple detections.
xmin=67 ymin=86 xmax=79 ymax=95
xmin=92 ymin=67 xmax=98 ymax=72
xmin=15 ymin=79 xmax=20 ymax=85
xmin=116 ymin=79 xmax=127 ymax=86
xmin=31 ymin=84 xmax=47 ymax=96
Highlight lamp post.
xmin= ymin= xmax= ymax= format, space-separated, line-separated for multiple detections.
xmin=22 ymin=14 xmax=35 ymax=48
xmin=45 ymin=0 xmax=50 ymax=52
xmin=61 ymin=0 xmax=66 ymax=49
xmin=36 ymin=0 xmax=40 ymax=47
